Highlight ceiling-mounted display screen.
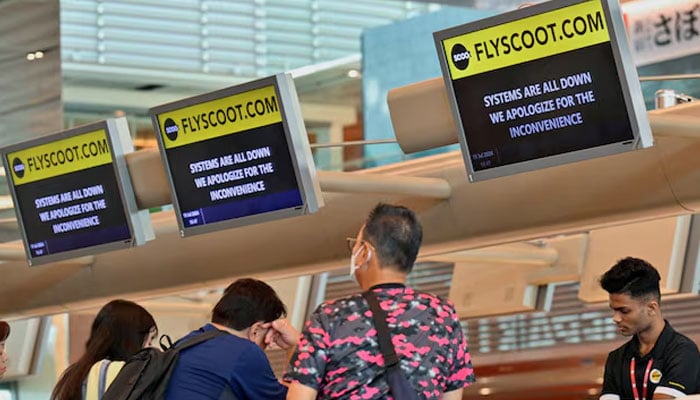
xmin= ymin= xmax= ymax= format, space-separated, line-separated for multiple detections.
xmin=151 ymin=73 xmax=323 ymax=237
xmin=434 ymin=0 xmax=652 ymax=182
xmin=1 ymin=119 xmax=153 ymax=266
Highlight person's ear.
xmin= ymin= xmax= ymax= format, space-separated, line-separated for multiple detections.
xmin=358 ymin=244 xmax=372 ymax=267
xmin=646 ymin=300 xmax=659 ymax=316
xmin=248 ymin=322 xmax=262 ymax=340
xmin=251 ymin=321 xmax=271 ymax=341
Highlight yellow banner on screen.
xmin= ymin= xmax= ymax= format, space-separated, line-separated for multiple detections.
xmin=8 ymin=130 xmax=112 ymax=186
xmin=443 ymin=0 xmax=610 ymax=79
xmin=157 ymin=85 xmax=282 ymax=149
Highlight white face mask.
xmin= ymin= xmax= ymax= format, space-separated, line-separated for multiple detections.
xmin=349 ymin=247 xmax=371 ymax=284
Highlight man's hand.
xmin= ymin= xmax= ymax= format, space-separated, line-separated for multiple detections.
xmin=263 ymin=319 xmax=300 ymax=350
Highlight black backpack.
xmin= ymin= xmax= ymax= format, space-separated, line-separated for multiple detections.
xmin=102 ymin=329 xmax=236 ymax=400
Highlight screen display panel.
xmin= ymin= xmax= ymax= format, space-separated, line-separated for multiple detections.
xmin=151 ymin=73 xmax=322 ymax=237
xmin=1 ymin=119 xmax=149 ymax=265
xmin=434 ymin=0 xmax=652 ymax=181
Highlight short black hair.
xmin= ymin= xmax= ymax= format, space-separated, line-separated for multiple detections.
xmin=362 ymin=203 xmax=423 ymax=273
xmin=212 ymin=278 xmax=286 ymax=330
xmin=600 ymin=257 xmax=661 ymax=303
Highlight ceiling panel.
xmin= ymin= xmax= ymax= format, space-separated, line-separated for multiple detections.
xmin=0 ymin=0 xmax=62 ymax=147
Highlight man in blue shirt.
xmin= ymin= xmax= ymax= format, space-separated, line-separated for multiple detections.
xmin=165 ymin=278 xmax=299 ymax=400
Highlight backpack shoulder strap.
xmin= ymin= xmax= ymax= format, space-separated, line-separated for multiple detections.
xmin=362 ymin=291 xmax=400 ymax=367
xmin=175 ymin=328 xmax=228 ymax=351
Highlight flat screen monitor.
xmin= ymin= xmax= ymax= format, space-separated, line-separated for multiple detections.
xmin=151 ymin=73 xmax=323 ymax=237
xmin=1 ymin=119 xmax=153 ymax=266
xmin=434 ymin=0 xmax=652 ymax=182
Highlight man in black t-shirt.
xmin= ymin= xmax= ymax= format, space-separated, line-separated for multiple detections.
xmin=599 ymin=257 xmax=700 ymax=400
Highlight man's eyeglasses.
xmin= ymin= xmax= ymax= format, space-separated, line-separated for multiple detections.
xmin=346 ymin=238 xmax=373 ymax=252
xmin=346 ymin=237 xmax=360 ymax=252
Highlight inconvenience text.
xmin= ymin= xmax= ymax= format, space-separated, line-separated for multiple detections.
xmin=34 ymin=184 xmax=107 ymax=234
xmin=188 ymin=146 xmax=276 ymax=202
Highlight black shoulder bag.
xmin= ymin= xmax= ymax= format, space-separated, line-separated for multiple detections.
xmin=362 ymin=291 xmax=421 ymax=400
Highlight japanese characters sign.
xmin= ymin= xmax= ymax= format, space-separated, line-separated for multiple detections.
xmin=623 ymin=0 xmax=700 ymax=66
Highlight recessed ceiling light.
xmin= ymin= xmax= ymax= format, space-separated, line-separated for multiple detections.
xmin=588 ymin=388 xmax=599 ymax=396
xmin=347 ymin=69 xmax=361 ymax=79
xmin=26 ymin=50 xmax=45 ymax=61
xmin=479 ymin=388 xmax=492 ymax=396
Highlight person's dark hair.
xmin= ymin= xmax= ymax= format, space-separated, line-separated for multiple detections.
xmin=212 ymin=278 xmax=286 ymax=330
xmin=0 ymin=321 xmax=9 ymax=341
xmin=51 ymin=299 xmax=156 ymax=400
xmin=600 ymin=257 xmax=661 ymax=303
xmin=362 ymin=203 xmax=423 ymax=273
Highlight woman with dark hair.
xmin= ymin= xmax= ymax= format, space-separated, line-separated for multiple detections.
xmin=0 ymin=321 xmax=10 ymax=379
xmin=51 ymin=299 xmax=158 ymax=400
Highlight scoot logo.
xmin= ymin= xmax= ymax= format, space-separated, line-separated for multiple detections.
xmin=451 ymin=43 xmax=472 ymax=71
xmin=12 ymin=157 xmax=25 ymax=179
xmin=164 ymin=118 xmax=179 ymax=141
